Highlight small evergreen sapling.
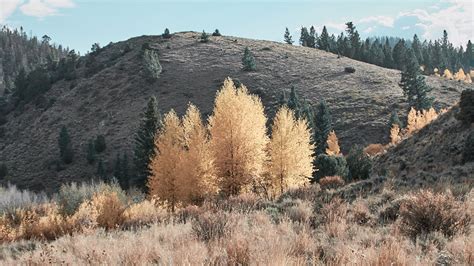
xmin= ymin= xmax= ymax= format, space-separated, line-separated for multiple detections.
xmin=200 ymin=30 xmax=209 ymax=43
xmin=212 ymin=29 xmax=222 ymax=36
xmin=284 ymin=27 xmax=294 ymax=45
xmin=242 ymin=47 xmax=256 ymax=71
xmin=162 ymin=28 xmax=171 ymax=39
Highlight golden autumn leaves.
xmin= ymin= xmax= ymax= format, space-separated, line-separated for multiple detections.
xmin=148 ymin=78 xmax=314 ymax=210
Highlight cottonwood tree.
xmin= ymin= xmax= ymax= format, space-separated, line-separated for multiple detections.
xmin=148 ymin=111 xmax=183 ymax=212
xmin=267 ymin=106 xmax=313 ymax=195
xmin=181 ymin=104 xmax=218 ymax=204
xmin=208 ymin=78 xmax=268 ymax=195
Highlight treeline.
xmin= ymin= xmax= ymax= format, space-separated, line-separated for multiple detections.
xmin=0 ymin=26 xmax=68 ymax=94
xmin=285 ymin=23 xmax=473 ymax=74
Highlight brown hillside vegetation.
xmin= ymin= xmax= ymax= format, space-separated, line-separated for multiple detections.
xmin=374 ymin=106 xmax=474 ymax=185
xmin=0 ymin=32 xmax=471 ymax=192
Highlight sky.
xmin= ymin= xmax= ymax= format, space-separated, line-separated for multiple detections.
xmin=1 ymin=0 xmax=472 ymax=54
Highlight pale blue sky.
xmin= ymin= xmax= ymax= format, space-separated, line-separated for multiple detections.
xmin=1 ymin=0 xmax=472 ymax=53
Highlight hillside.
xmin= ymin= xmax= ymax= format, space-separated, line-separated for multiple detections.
xmin=374 ymin=106 xmax=474 ymax=185
xmin=0 ymin=31 xmax=471 ymax=192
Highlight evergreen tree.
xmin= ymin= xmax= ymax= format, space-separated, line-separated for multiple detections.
xmin=58 ymin=126 xmax=73 ymax=164
xmin=162 ymin=28 xmax=171 ymax=39
xmin=0 ymin=163 xmax=8 ymax=179
xmin=94 ymin=135 xmax=106 ymax=153
xmin=284 ymin=27 xmax=294 ymax=45
xmin=388 ymin=109 xmax=403 ymax=128
xmin=412 ymin=34 xmax=424 ymax=65
xmin=308 ymin=26 xmax=317 ymax=48
xmin=422 ymin=41 xmax=433 ymax=74
xmin=113 ymin=154 xmax=122 ymax=180
xmin=313 ymin=100 xmax=333 ymax=155
xmin=464 ymin=40 xmax=473 ymax=69
xmin=299 ymin=27 xmax=310 ymax=47
xmin=369 ymin=40 xmax=384 ymax=66
xmin=133 ymin=96 xmax=161 ymax=190
xmin=121 ymin=153 xmax=129 ymax=188
xmin=345 ymin=22 xmax=360 ymax=59
xmin=200 ymin=30 xmax=209 ymax=43
xmin=86 ymin=139 xmax=96 ymax=164
xmin=393 ymin=39 xmax=408 ymax=70
xmin=287 ymin=86 xmax=302 ymax=118
xmin=318 ymin=26 xmax=330 ymax=51
xmin=278 ymin=90 xmax=288 ymax=107
xmin=242 ymin=47 xmax=256 ymax=71
xmin=400 ymin=49 xmax=434 ymax=111
xmin=382 ymin=38 xmax=394 ymax=68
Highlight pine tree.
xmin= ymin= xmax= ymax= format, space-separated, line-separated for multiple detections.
xmin=208 ymin=78 xmax=268 ymax=195
xmin=133 ymin=96 xmax=161 ymax=190
xmin=313 ymin=154 xmax=348 ymax=183
xmin=284 ymin=27 xmax=294 ymax=45
xmin=86 ymin=139 xmax=96 ymax=164
xmin=464 ymin=40 xmax=473 ymax=69
xmin=181 ymin=104 xmax=217 ymax=204
xmin=162 ymin=28 xmax=171 ymax=39
xmin=242 ymin=47 xmax=256 ymax=71
xmin=287 ymin=86 xmax=302 ymax=118
xmin=382 ymin=38 xmax=394 ymax=68
xmin=314 ymin=100 xmax=333 ymax=155
xmin=400 ymin=49 xmax=434 ymax=111
xmin=318 ymin=26 xmax=330 ymax=51
xmin=308 ymin=26 xmax=317 ymax=48
xmin=325 ymin=130 xmax=340 ymax=156
xmin=120 ymin=153 xmax=129 ymax=189
xmin=412 ymin=34 xmax=424 ymax=66
xmin=58 ymin=126 xmax=73 ymax=164
xmin=268 ymin=107 xmax=314 ymax=195
xmin=148 ymin=110 xmax=184 ymax=212
xmin=94 ymin=135 xmax=106 ymax=153
xmin=0 ymin=163 xmax=8 ymax=179
xmin=393 ymin=39 xmax=407 ymax=70
xmin=388 ymin=109 xmax=403 ymax=128
xmin=113 ymin=154 xmax=122 ymax=180
xmin=299 ymin=27 xmax=310 ymax=47
xmin=278 ymin=90 xmax=288 ymax=107
xmin=200 ymin=30 xmax=209 ymax=43
xmin=345 ymin=22 xmax=360 ymax=59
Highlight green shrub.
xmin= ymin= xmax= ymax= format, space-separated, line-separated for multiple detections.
xmin=312 ymin=154 xmax=348 ymax=183
xmin=462 ymin=131 xmax=474 ymax=163
xmin=212 ymin=29 xmax=221 ymax=36
xmin=346 ymin=145 xmax=372 ymax=181
xmin=200 ymin=30 xmax=209 ymax=43
xmin=457 ymin=89 xmax=474 ymax=124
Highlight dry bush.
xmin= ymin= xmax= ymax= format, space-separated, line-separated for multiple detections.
xmin=285 ymin=200 xmax=313 ymax=224
xmin=405 ymin=107 xmax=439 ymax=136
xmin=278 ymin=184 xmax=320 ymax=202
xmin=390 ymin=124 xmax=401 ymax=145
xmin=399 ymin=190 xmax=471 ymax=239
xmin=220 ymin=193 xmax=263 ymax=213
xmin=225 ymin=234 xmax=250 ymax=265
xmin=318 ymin=198 xmax=348 ymax=238
xmin=351 ymin=200 xmax=374 ymax=226
xmin=192 ymin=211 xmax=232 ymax=242
xmin=90 ymin=192 xmax=126 ymax=229
xmin=0 ymin=185 xmax=49 ymax=216
xmin=177 ymin=205 xmax=203 ymax=224
xmin=319 ymin=175 xmax=345 ymax=190
xmin=443 ymin=69 xmax=454 ymax=80
xmin=122 ymin=199 xmax=167 ymax=228
xmin=366 ymin=237 xmax=411 ymax=266
xmin=364 ymin=143 xmax=385 ymax=157
xmin=0 ymin=203 xmax=70 ymax=242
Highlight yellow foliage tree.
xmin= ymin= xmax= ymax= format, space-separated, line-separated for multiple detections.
xmin=148 ymin=110 xmax=184 ymax=212
xmin=443 ymin=69 xmax=453 ymax=80
xmin=208 ymin=78 xmax=268 ymax=195
xmin=406 ymin=107 xmax=439 ymax=136
xmin=181 ymin=104 xmax=218 ymax=204
xmin=390 ymin=124 xmax=401 ymax=145
xmin=465 ymin=74 xmax=472 ymax=84
xmin=454 ymin=68 xmax=466 ymax=81
xmin=267 ymin=106 xmax=314 ymax=196
xmin=325 ymin=130 xmax=341 ymax=156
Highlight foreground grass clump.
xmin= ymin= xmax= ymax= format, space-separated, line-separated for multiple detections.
xmin=0 ymin=181 xmax=472 ymax=265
